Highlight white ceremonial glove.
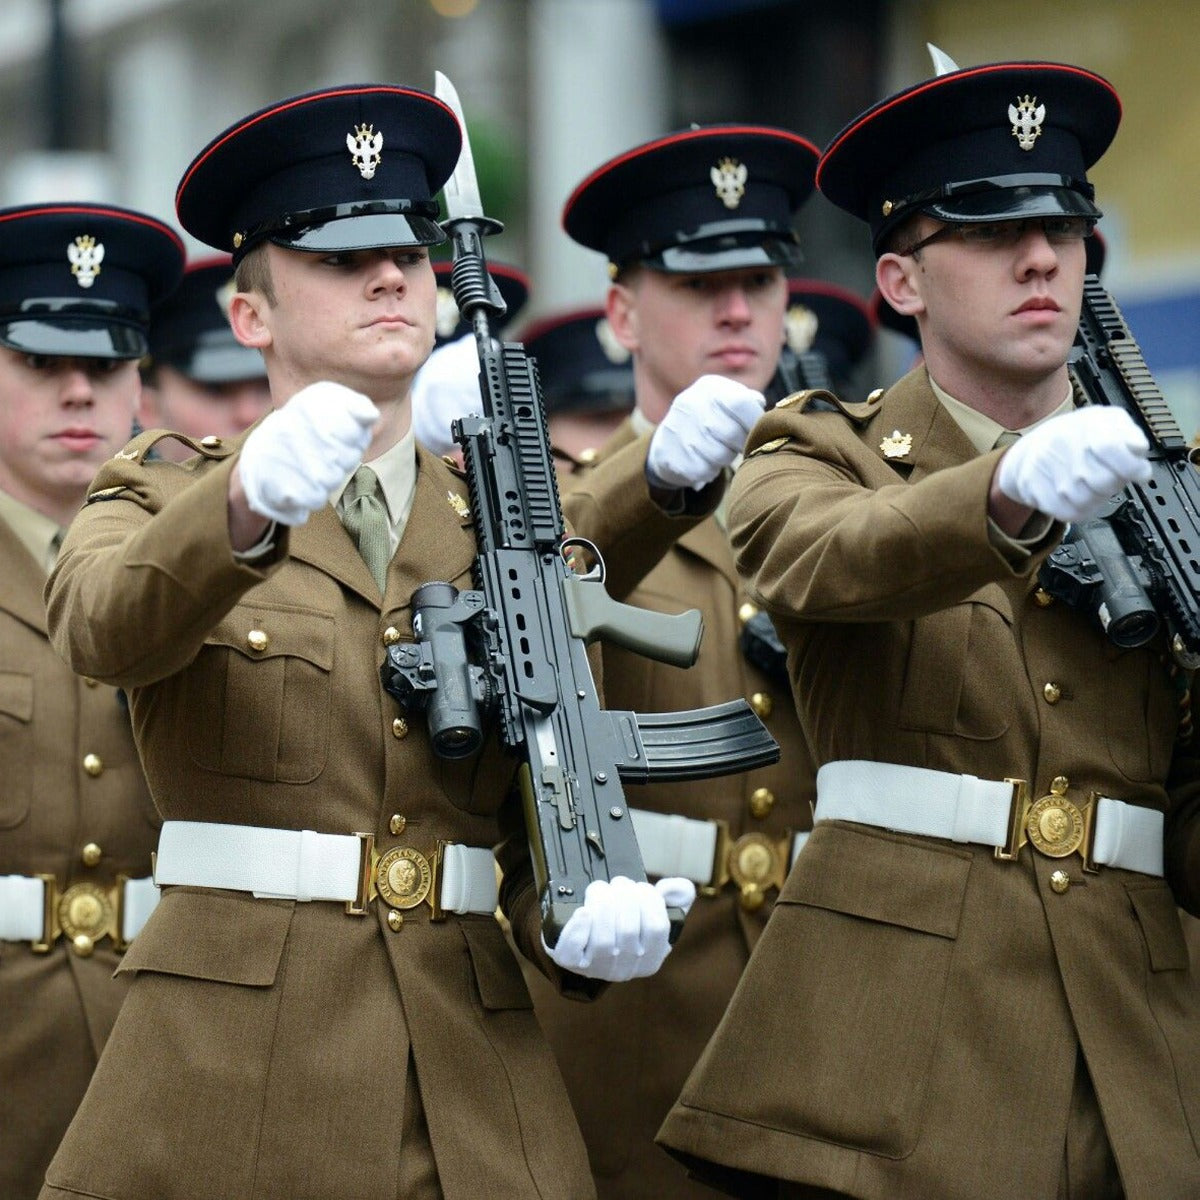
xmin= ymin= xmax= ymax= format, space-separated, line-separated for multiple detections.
xmin=995 ymin=406 xmax=1151 ymax=525
xmin=410 ymin=333 xmax=482 ymax=456
xmin=543 ymin=875 xmax=696 ymax=982
xmin=647 ymin=374 xmax=766 ymax=490
xmin=238 ymin=381 xmax=379 ymax=525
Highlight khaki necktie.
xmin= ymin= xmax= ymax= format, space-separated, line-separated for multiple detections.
xmin=340 ymin=465 xmax=391 ymax=590
xmin=994 ymin=430 xmax=1021 ymax=450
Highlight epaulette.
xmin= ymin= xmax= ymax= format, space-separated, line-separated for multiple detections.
xmin=108 ymin=428 xmax=237 ymax=467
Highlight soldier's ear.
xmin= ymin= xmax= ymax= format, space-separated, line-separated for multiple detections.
xmin=605 ymin=281 xmax=639 ymax=354
xmin=876 ymin=251 xmax=925 ymax=319
xmin=227 ymin=290 xmax=272 ymax=350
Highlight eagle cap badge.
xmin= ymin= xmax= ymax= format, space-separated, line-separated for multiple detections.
xmin=1008 ymin=95 xmax=1046 ymax=151
xmin=710 ymin=157 xmax=748 ymax=209
xmin=347 ymin=122 xmax=383 ymax=179
xmin=67 ymin=235 xmax=104 ymax=289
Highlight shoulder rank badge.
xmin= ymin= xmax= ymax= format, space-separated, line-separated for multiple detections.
xmin=1008 ymin=95 xmax=1045 ymax=151
xmin=710 ymin=157 xmax=748 ymax=209
xmin=67 ymin=235 xmax=104 ymax=289
xmin=347 ymin=122 xmax=383 ymax=179
xmin=880 ymin=429 xmax=913 ymax=459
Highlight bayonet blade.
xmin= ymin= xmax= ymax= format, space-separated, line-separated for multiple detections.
xmin=434 ymin=70 xmax=485 ymax=221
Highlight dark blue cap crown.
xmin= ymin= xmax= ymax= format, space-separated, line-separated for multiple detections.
xmin=524 ymin=307 xmax=636 ymax=416
xmin=563 ymin=125 xmax=819 ymax=274
xmin=0 ymin=202 xmax=184 ymax=359
xmin=817 ymin=61 xmax=1120 ymax=254
xmin=176 ymin=83 xmax=462 ymax=263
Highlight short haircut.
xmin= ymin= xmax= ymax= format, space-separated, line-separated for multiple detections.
xmin=234 ymin=243 xmax=276 ymax=305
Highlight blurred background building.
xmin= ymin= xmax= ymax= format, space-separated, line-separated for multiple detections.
xmin=2 ymin=0 xmax=1196 ymax=425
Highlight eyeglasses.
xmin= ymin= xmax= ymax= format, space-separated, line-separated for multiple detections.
xmin=900 ymin=216 xmax=1096 ymax=256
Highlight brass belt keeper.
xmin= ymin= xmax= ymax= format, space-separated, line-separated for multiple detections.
xmin=346 ymin=832 xmax=376 ymax=916
xmin=995 ymin=778 xmax=1031 ymax=861
xmin=32 ymin=872 xmax=56 ymax=953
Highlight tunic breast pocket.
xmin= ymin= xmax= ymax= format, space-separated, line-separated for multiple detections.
xmin=185 ymin=606 xmax=335 ymax=783
xmin=0 ymin=670 xmax=33 ymax=827
xmin=898 ymin=591 xmax=1013 ymax=740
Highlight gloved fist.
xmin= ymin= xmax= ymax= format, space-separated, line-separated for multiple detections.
xmin=410 ymin=333 xmax=481 ymax=456
xmin=647 ymin=374 xmax=766 ymax=490
xmin=995 ymin=406 xmax=1151 ymax=525
xmin=543 ymin=875 xmax=696 ymax=982
xmin=238 ymin=381 xmax=379 ymax=525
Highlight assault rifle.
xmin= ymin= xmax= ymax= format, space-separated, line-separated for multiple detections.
xmin=380 ymin=74 xmax=780 ymax=946
xmin=1037 ymin=275 xmax=1200 ymax=666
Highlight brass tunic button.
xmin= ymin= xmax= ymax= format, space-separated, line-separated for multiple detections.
xmin=866 ymin=388 xmax=884 ymax=405
xmin=1043 ymin=682 xmax=1062 ymax=705
xmin=83 ymin=676 xmax=99 ymax=688
xmin=386 ymin=910 xmax=404 ymax=931
xmin=392 ymin=717 xmax=409 ymax=739
xmin=577 ymin=447 xmax=598 ymax=465
xmin=200 ymin=435 xmax=222 ymax=449
xmin=247 ymin=629 xmax=269 ymax=653
xmin=749 ymin=787 xmax=775 ymax=819
xmin=1033 ymin=588 xmax=1055 ymax=608
xmin=1049 ymin=870 xmax=1071 ymax=895
xmin=81 ymin=842 xmax=102 ymax=867
xmin=750 ymin=692 xmax=773 ymax=720
xmin=83 ymin=753 xmax=103 ymax=777
xmin=72 ymin=933 xmax=95 ymax=957
xmin=382 ymin=626 xmax=402 ymax=646
xmin=739 ymin=882 xmax=765 ymax=912
xmin=389 ymin=814 xmax=407 ymax=836
xmin=738 ymin=601 xmax=759 ymax=626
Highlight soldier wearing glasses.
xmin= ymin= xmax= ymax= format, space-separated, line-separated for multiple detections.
xmin=659 ymin=57 xmax=1200 ymax=1200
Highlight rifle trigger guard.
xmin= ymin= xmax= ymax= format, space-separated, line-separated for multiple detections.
xmin=561 ymin=535 xmax=605 ymax=584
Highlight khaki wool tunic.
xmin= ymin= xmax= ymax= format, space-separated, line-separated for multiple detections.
xmin=37 ymin=426 xmax=701 ymax=1200
xmin=0 ymin=515 xmax=159 ymax=1200
xmin=524 ymin=417 xmax=811 ymax=1199
xmin=658 ymin=369 xmax=1200 ymax=1200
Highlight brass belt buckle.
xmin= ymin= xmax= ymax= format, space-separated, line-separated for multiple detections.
xmin=705 ymin=821 xmax=793 ymax=912
xmin=995 ymin=777 xmax=1099 ymax=873
xmin=31 ymin=874 xmax=119 ymax=955
xmin=351 ymin=836 xmax=447 ymax=921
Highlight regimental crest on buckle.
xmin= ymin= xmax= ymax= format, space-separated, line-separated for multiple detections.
xmin=1008 ymin=94 xmax=1046 ymax=151
xmin=375 ymin=846 xmax=432 ymax=910
xmin=346 ymin=121 xmax=384 ymax=179
xmin=594 ymin=316 xmax=630 ymax=364
xmin=435 ymin=286 xmax=461 ymax=339
xmin=67 ymin=235 xmax=104 ymax=289
xmin=785 ymin=304 xmax=819 ymax=355
xmin=710 ymin=156 xmax=748 ymax=209
xmin=880 ymin=429 xmax=912 ymax=459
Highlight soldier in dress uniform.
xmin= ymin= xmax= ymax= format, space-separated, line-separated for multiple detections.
xmin=519 ymin=125 xmax=820 ymax=1199
xmin=138 ymin=254 xmax=272 ymax=462
xmin=658 ymin=56 xmax=1200 ymax=1200
xmin=521 ymin=305 xmax=635 ymax=473
xmin=36 ymin=83 xmax=719 ymax=1200
xmin=0 ymin=202 xmax=182 ymax=1199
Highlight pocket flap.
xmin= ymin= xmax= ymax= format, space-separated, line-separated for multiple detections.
xmin=0 ymin=671 xmax=33 ymax=722
xmin=207 ymin=605 xmax=335 ymax=670
xmin=1128 ymin=882 xmax=1190 ymax=971
xmin=117 ymin=888 xmax=293 ymax=985
xmin=781 ymin=823 xmax=971 ymax=939
xmin=461 ymin=918 xmax=534 ymax=1010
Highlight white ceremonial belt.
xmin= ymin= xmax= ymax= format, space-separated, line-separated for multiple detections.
xmin=0 ymin=872 xmax=159 ymax=949
xmin=630 ymin=808 xmax=808 ymax=902
xmin=154 ymin=821 xmax=498 ymax=918
xmin=814 ymin=760 xmax=1164 ymax=877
